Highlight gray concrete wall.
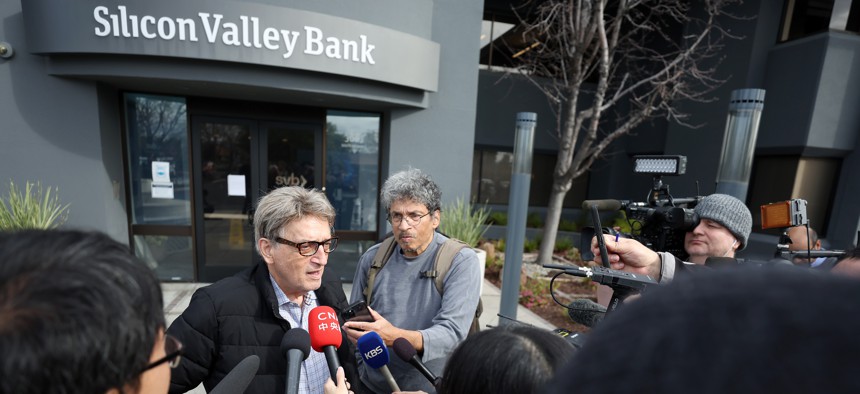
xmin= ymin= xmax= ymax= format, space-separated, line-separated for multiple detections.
xmin=3 ymin=0 xmax=484 ymax=240
xmin=0 ymin=2 xmax=128 ymax=239
xmin=663 ymin=1 xmax=772 ymax=198
xmin=385 ymin=0 xmax=484 ymax=208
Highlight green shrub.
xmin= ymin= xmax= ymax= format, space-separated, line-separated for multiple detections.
xmin=612 ymin=211 xmax=633 ymax=234
xmin=526 ymin=212 xmax=543 ymax=228
xmin=495 ymin=238 xmax=506 ymax=253
xmin=440 ymin=198 xmax=491 ymax=247
xmin=487 ymin=211 xmax=508 ymax=226
xmin=519 ymin=278 xmax=550 ymax=308
xmin=554 ymin=237 xmax=574 ymax=253
xmin=565 ymin=247 xmax=582 ymax=262
xmin=523 ymin=236 xmax=541 ymax=253
xmin=0 ymin=181 xmax=70 ymax=230
xmin=558 ymin=218 xmax=579 ymax=232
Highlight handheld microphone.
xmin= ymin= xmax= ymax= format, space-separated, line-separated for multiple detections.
xmin=567 ymin=299 xmax=606 ymax=328
xmin=357 ymin=331 xmax=401 ymax=392
xmin=393 ymin=337 xmax=439 ymax=386
xmin=308 ymin=306 xmax=343 ymax=383
xmin=209 ymin=355 xmax=260 ymax=394
xmin=281 ymin=328 xmax=311 ymax=394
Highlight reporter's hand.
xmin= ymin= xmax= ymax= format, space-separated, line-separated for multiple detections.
xmin=591 ymin=235 xmax=661 ymax=279
xmin=323 ymin=367 xmax=354 ymax=394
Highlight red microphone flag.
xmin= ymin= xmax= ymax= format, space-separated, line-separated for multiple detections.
xmin=308 ymin=305 xmax=343 ymax=352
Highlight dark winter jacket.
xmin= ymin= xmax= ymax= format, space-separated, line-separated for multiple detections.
xmin=167 ymin=261 xmax=361 ymax=393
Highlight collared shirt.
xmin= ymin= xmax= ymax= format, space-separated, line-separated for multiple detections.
xmin=270 ymin=275 xmax=330 ymax=394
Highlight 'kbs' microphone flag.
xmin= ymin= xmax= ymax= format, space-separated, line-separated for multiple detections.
xmin=357 ymin=331 xmax=390 ymax=369
xmin=308 ymin=306 xmax=342 ymax=352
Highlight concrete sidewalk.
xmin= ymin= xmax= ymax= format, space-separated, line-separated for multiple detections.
xmin=161 ymin=279 xmax=555 ymax=393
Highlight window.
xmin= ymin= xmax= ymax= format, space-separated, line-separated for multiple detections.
xmin=472 ymin=149 xmax=588 ymax=208
xmin=124 ymin=93 xmax=193 ymax=281
xmin=780 ymin=0 xmax=834 ymax=42
xmin=325 ymin=110 xmax=380 ymax=232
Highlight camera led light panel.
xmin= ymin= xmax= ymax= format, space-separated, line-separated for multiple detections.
xmin=633 ymin=155 xmax=687 ymax=175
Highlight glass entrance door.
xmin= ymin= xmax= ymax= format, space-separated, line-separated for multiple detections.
xmin=192 ymin=116 xmax=321 ymax=281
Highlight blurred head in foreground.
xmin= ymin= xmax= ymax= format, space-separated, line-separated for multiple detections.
xmin=437 ymin=325 xmax=574 ymax=394
xmin=0 ymin=230 xmax=169 ymax=394
xmin=548 ymin=266 xmax=860 ymax=394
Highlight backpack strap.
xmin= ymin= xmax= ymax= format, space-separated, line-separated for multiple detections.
xmin=365 ymin=236 xmax=483 ymax=333
xmin=428 ymin=238 xmax=483 ymax=334
xmin=428 ymin=238 xmax=470 ymax=296
xmin=363 ymin=236 xmax=397 ymax=305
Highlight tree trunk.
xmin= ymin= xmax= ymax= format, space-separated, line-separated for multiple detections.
xmin=536 ymin=184 xmax=568 ymax=265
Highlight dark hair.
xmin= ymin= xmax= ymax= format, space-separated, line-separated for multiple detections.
xmin=437 ymin=325 xmax=574 ymax=394
xmin=547 ymin=267 xmax=860 ymax=394
xmin=0 ymin=230 xmax=165 ymax=394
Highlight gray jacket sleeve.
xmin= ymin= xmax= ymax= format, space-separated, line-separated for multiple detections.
xmin=419 ymin=247 xmax=482 ymax=362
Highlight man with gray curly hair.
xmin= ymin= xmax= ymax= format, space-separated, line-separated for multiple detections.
xmin=343 ymin=168 xmax=482 ymax=394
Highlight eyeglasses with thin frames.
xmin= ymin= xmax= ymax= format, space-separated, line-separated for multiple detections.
xmin=388 ymin=211 xmax=432 ymax=226
xmin=275 ymin=237 xmax=339 ymax=256
xmin=143 ymin=334 xmax=183 ymax=372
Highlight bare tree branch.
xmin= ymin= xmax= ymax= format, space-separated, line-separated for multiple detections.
xmin=506 ymin=0 xmax=743 ymax=264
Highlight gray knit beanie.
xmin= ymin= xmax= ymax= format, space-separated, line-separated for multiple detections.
xmin=693 ymin=194 xmax=752 ymax=250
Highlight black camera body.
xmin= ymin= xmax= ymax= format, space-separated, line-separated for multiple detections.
xmin=582 ymin=155 xmax=701 ymax=260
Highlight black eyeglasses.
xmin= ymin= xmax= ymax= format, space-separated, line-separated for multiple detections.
xmin=143 ymin=334 xmax=183 ymax=371
xmin=388 ymin=211 xmax=432 ymax=226
xmin=275 ymin=237 xmax=339 ymax=256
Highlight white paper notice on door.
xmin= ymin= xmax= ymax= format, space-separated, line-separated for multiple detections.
xmin=227 ymin=175 xmax=246 ymax=197
xmin=151 ymin=182 xmax=174 ymax=199
xmin=152 ymin=161 xmax=171 ymax=183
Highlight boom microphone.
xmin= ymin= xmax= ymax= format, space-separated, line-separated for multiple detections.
xmin=582 ymin=199 xmax=624 ymax=211
xmin=209 ymin=355 xmax=260 ymax=394
xmin=281 ymin=328 xmax=311 ymax=394
xmin=567 ymin=299 xmax=606 ymax=328
xmin=308 ymin=306 xmax=343 ymax=383
xmin=357 ymin=331 xmax=401 ymax=392
xmin=393 ymin=337 xmax=439 ymax=386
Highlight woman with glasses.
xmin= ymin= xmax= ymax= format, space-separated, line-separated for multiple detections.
xmin=0 ymin=230 xmax=173 ymax=394
xmin=167 ymin=186 xmax=363 ymax=394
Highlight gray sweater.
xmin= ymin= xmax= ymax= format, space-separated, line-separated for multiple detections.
xmin=349 ymin=232 xmax=482 ymax=393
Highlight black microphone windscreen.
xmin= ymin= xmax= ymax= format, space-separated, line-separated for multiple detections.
xmin=280 ymin=328 xmax=311 ymax=360
xmin=582 ymin=199 xmax=623 ymax=211
xmin=567 ymin=299 xmax=607 ymax=328
xmin=209 ymin=355 xmax=260 ymax=394
xmin=392 ymin=338 xmax=417 ymax=362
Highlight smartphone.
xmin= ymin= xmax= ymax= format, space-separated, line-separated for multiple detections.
xmin=341 ymin=300 xmax=374 ymax=323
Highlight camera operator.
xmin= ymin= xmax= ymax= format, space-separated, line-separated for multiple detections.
xmin=785 ymin=225 xmax=840 ymax=269
xmin=596 ymin=194 xmax=752 ymax=304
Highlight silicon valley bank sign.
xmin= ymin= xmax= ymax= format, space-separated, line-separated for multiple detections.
xmin=22 ymin=0 xmax=440 ymax=91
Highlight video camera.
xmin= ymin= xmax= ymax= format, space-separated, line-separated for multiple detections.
xmin=580 ymin=155 xmax=702 ymax=260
